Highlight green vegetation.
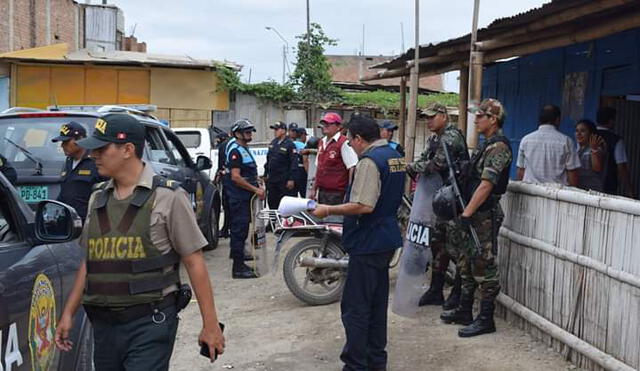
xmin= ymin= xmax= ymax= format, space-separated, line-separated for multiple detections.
xmin=341 ymin=90 xmax=460 ymax=110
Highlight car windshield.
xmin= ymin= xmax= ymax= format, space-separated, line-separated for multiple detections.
xmin=175 ymin=131 xmax=201 ymax=148
xmin=0 ymin=116 xmax=96 ymax=177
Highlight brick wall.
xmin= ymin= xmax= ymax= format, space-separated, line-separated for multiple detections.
xmin=0 ymin=0 xmax=82 ymax=53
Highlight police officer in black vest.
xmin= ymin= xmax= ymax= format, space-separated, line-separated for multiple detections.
xmin=312 ymin=114 xmax=406 ymax=371
xmin=52 ymin=121 xmax=105 ymax=221
xmin=224 ymin=119 xmax=265 ymax=279
xmin=264 ymin=121 xmax=297 ymax=209
xmin=54 ymin=114 xmax=225 ymax=369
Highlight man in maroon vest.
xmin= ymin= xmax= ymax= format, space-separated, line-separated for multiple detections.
xmin=311 ymin=112 xmax=358 ymax=205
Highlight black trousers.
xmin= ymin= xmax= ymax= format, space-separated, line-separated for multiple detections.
xmin=228 ymin=197 xmax=250 ymax=261
xmin=92 ymin=306 xmax=178 ymax=371
xmin=295 ymin=177 xmax=308 ymax=198
xmin=267 ymin=181 xmax=294 ymax=209
xmin=340 ymin=251 xmax=395 ymax=371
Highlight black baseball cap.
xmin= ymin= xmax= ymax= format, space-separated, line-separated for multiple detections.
xmin=51 ymin=121 xmax=87 ymax=142
xmin=77 ymin=113 xmax=145 ymax=150
xmin=288 ymin=122 xmax=299 ymax=130
xmin=378 ymin=120 xmax=398 ymax=130
xmin=270 ymin=121 xmax=287 ymax=130
xmin=295 ymin=127 xmax=307 ymax=135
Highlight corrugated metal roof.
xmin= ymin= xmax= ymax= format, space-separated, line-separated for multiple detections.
xmin=0 ymin=43 xmax=241 ymax=71
xmin=372 ymin=0 xmax=608 ymax=71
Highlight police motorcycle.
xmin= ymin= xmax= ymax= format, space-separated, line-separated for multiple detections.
xmin=260 ymin=196 xmax=411 ymax=306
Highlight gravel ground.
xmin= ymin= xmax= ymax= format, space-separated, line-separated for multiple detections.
xmin=170 ymin=236 xmax=581 ymax=371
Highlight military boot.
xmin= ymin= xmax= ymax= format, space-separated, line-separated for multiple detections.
xmin=458 ymin=299 xmax=496 ymax=337
xmin=440 ymin=294 xmax=473 ymax=325
xmin=232 ymin=261 xmax=258 ymax=279
xmin=418 ymin=271 xmax=445 ymax=306
xmin=442 ymin=273 xmax=462 ymax=310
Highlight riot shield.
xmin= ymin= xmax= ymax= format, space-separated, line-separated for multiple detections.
xmin=306 ymin=151 xmax=318 ymax=198
xmin=392 ymin=172 xmax=443 ymax=318
xmin=247 ymin=195 xmax=269 ymax=277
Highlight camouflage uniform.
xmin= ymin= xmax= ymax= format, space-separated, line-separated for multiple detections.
xmin=410 ymin=123 xmax=469 ymax=274
xmin=459 ymin=130 xmax=512 ymax=301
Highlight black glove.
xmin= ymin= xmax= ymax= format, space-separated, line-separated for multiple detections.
xmin=458 ymin=215 xmax=472 ymax=228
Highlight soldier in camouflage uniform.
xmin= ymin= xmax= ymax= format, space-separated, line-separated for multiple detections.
xmin=440 ymin=98 xmax=512 ymax=338
xmin=406 ymin=103 xmax=469 ymax=310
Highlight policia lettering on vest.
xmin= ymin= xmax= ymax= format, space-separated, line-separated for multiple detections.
xmin=312 ymin=114 xmax=406 ymax=371
xmin=54 ymin=113 xmax=225 ymax=369
xmin=439 ymin=99 xmax=513 ymax=338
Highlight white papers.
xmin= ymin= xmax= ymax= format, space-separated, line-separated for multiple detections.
xmin=278 ymin=196 xmax=317 ymax=216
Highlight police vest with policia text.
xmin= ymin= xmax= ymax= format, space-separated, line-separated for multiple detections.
xmin=83 ymin=176 xmax=182 ymax=308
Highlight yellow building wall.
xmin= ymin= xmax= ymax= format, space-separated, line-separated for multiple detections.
xmin=150 ymin=68 xmax=229 ymax=111
xmin=13 ymin=64 xmax=151 ymax=109
xmin=12 ymin=64 xmax=229 ymax=112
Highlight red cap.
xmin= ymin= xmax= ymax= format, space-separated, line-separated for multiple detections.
xmin=320 ymin=112 xmax=342 ymax=125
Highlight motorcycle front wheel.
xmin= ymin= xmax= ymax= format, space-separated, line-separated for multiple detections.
xmin=283 ymin=238 xmax=346 ymax=306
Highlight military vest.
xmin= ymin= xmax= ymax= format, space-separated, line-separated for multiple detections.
xmin=83 ymin=176 xmax=181 ymax=308
xmin=464 ymin=135 xmax=512 ymax=211
xmin=343 ymin=145 xmax=406 ymax=255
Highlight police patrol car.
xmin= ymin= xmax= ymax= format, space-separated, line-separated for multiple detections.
xmin=0 ymin=171 xmax=92 ymax=370
xmin=0 ymin=106 xmax=221 ymax=250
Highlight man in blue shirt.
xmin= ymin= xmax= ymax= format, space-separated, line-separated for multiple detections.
xmin=379 ymin=120 xmax=405 ymax=157
xmin=313 ymin=114 xmax=406 ymax=371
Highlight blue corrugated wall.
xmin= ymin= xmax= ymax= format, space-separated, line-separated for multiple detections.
xmin=482 ymin=28 xmax=640 ymax=177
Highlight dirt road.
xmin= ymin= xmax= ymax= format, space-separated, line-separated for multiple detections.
xmin=170 ymin=238 xmax=579 ymax=371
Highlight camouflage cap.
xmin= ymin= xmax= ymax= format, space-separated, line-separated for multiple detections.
xmin=421 ymin=102 xmax=448 ymax=117
xmin=468 ymin=98 xmax=505 ymax=121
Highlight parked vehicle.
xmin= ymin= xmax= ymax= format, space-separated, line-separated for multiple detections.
xmin=173 ymin=127 xmax=269 ymax=177
xmin=0 ymin=172 xmax=92 ymax=370
xmin=0 ymin=106 xmax=220 ymax=249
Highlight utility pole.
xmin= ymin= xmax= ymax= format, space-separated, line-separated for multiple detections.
xmin=306 ymin=0 xmax=311 ymax=46
xmin=266 ymin=26 xmax=289 ymax=84
xmin=467 ymin=0 xmax=483 ymax=150
xmin=405 ymin=0 xmax=420 ymax=181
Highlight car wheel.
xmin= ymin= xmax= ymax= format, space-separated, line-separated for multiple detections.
xmin=204 ymin=205 xmax=219 ymax=250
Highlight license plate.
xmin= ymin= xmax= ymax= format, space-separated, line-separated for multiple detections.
xmin=18 ymin=185 xmax=49 ymax=203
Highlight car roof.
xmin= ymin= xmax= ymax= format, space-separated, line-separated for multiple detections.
xmin=0 ymin=109 xmax=166 ymax=129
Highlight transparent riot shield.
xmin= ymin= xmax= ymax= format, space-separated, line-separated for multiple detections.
xmin=392 ymin=172 xmax=443 ymax=318
xmin=247 ymin=194 xmax=269 ymax=277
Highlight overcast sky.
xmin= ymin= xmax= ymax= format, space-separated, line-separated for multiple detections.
xmin=108 ymin=0 xmax=548 ymax=91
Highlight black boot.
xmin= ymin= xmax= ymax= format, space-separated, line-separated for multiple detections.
xmin=418 ymin=271 xmax=445 ymax=306
xmin=458 ymin=299 xmax=496 ymax=337
xmin=232 ymin=260 xmax=258 ymax=279
xmin=440 ymin=294 xmax=473 ymax=325
xmin=442 ymin=273 xmax=462 ymax=310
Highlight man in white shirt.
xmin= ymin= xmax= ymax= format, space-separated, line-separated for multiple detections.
xmin=311 ymin=113 xmax=358 ymax=205
xmin=516 ymin=105 xmax=580 ymax=186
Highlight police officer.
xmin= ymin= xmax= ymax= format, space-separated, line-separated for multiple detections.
xmin=288 ymin=122 xmax=299 ymax=140
xmin=225 ymin=119 xmax=265 ymax=279
xmin=292 ymin=127 xmax=308 ymax=197
xmin=52 ymin=121 xmax=105 ymax=221
xmin=264 ymin=121 xmax=297 ymax=209
xmin=54 ymin=113 xmax=225 ymax=369
xmin=440 ymin=98 xmax=512 ymax=337
xmin=378 ymin=120 xmax=405 ymax=157
xmin=0 ymin=154 xmax=17 ymax=185
xmin=406 ymin=103 xmax=469 ymax=310
xmin=312 ymin=114 xmax=405 ymax=371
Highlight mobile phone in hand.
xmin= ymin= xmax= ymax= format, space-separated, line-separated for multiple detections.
xmin=199 ymin=322 xmax=225 ymax=361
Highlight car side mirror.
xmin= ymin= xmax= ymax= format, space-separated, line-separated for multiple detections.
xmin=35 ymin=200 xmax=83 ymax=243
xmin=195 ymin=155 xmax=212 ymax=171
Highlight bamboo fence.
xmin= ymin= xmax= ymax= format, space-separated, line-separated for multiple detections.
xmin=498 ymin=182 xmax=640 ymax=371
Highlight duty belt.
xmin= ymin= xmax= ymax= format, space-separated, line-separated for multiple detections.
xmin=84 ymin=293 xmax=177 ymax=324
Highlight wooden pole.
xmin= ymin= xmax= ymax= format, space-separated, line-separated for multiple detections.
xmin=458 ymin=67 xmax=469 ymax=134
xmin=399 ymin=76 xmax=407 ymax=148
xmin=466 ymin=0 xmax=482 ymax=151
xmin=405 ymin=0 xmax=419 ymax=169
